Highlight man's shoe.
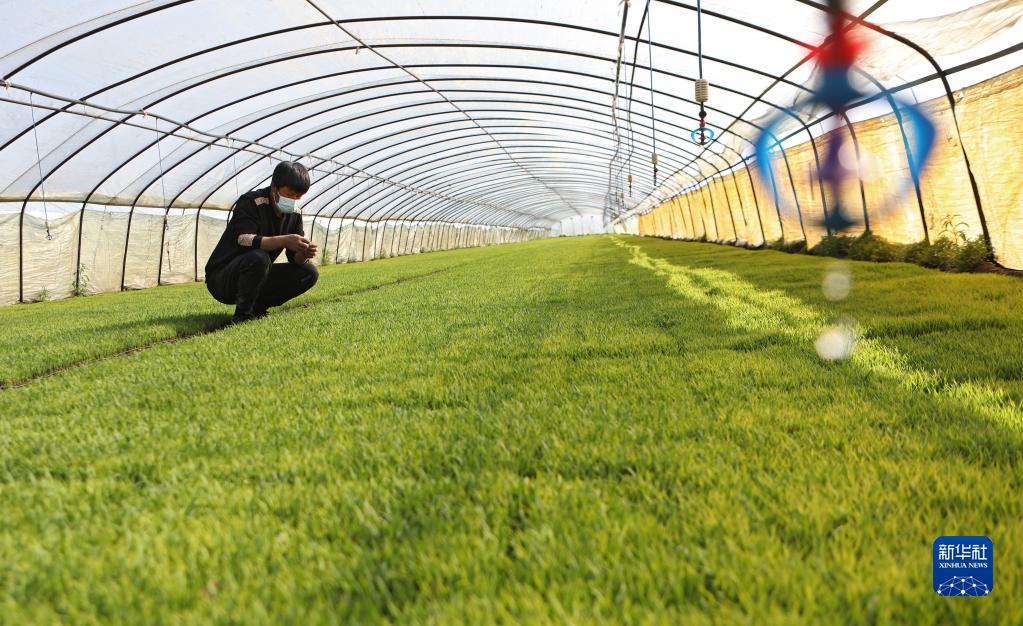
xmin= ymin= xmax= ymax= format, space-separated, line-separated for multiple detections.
xmin=231 ymin=312 xmax=257 ymax=325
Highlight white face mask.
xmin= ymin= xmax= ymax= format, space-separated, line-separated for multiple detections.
xmin=275 ymin=191 xmax=300 ymax=214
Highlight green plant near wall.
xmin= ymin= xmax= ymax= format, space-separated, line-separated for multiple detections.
xmin=921 ymin=213 xmax=993 ymax=272
xmin=957 ymin=237 xmax=993 ymax=271
xmin=319 ymin=245 xmax=333 ymax=267
xmin=801 ymin=229 xmax=993 ymax=273
xmin=767 ymin=238 xmax=807 ymax=254
xmin=808 ymin=234 xmax=855 ymax=258
xmin=931 ymin=212 xmax=971 ymax=243
xmin=72 ymin=264 xmax=91 ymax=297
xmin=905 ymin=236 xmax=992 ymax=272
xmin=847 ymin=232 xmax=903 ymax=262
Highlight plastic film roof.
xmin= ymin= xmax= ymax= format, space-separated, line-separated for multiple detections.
xmin=1 ymin=0 xmax=1022 ymax=229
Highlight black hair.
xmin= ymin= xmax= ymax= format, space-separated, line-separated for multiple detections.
xmin=271 ymin=161 xmax=311 ymax=195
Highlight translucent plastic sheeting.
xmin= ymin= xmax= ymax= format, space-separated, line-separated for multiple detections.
xmin=861 ymin=0 xmax=1023 ymax=84
xmin=79 ymin=207 xmax=130 ymax=294
xmin=554 ymin=215 xmax=607 ymax=237
xmin=0 ymin=203 xmax=81 ymax=303
xmin=0 ymin=199 xmax=542 ymax=305
xmin=629 ymin=0 xmax=1023 ymax=217
xmin=959 ymin=64 xmax=1023 ymax=269
xmin=639 ymin=64 xmax=1023 ymax=268
xmin=611 ymin=215 xmax=640 ymax=235
xmin=3 ymin=1 xmax=1019 ymax=220
xmin=1 ymin=0 xmax=1022 ymax=306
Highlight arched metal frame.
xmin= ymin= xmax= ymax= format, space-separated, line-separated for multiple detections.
xmin=2 ymin=1 xmax=1014 ymax=299
xmin=650 ymin=0 xmax=993 ymax=248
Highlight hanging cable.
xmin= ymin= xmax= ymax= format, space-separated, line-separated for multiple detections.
xmin=226 ymin=140 xmax=242 ymax=222
xmin=152 ymin=115 xmax=169 ymax=224
xmin=232 ymin=141 xmax=241 ymax=201
xmin=693 ymin=0 xmax=713 ymax=146
xmin=607 ymin=0 xmax=631 ymax=221
xmin=621 ymin=0 xmax=646 ymax=211
xmin=645 ymin=0 xmax=658 ymax=186
xmin=27 ymin=92 xmax=52 ymax=240
xmin=148 ymin=112 xmax=173 ymax=277
xmin=329 ymin=170 xmax=345 ymax=263
xmin=697 ymin=0 xmax=704 ymax=79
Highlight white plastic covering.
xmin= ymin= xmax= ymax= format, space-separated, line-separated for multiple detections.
xmin=0 ymin=200 xmax=543 ymax=304
xmin=555 ymin=215 xmax=610 ymax=237
xmin=1 ymin=1 xmax=1022 ymax=303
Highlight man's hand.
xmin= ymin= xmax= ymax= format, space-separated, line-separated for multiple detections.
xmin=295 ymin=241 xmax=319 ymax=264
xmin=254 ymin=233 xmax=318 ymax=263
xmin=282 ymin=233 xmax=314 ymax=254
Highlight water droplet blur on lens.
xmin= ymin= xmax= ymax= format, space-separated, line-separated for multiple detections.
xmin=815 ymin=321 xmax=857 ymax=361
xmin=822 ymin=262 xmax=852 ymax=301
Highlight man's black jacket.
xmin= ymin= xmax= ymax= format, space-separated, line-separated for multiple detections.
xmin=205 ymin=187 xmax=305 ymax=277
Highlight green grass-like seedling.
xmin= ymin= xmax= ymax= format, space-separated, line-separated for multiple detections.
xmin=0 ymin=236 xmax=1021 ymax=624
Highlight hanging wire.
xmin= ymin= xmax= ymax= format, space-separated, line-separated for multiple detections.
xmin=694 ymin=0 xmax=711 ymax=145
xmin=148 ymin=112 xmax=172 ymax=275
xmin=607 ymin=0 xmax=631 ymax=221
xmin=697 ymin=0 xmax=704 ymax=79
xmin=225 ymin=141 xmax=242 ymax=224
xmin=645 ymin=0 xmax=658 ymax=186
xmin=27 ymin=92 xmax=52 ymax=240
xmin=330 ymin=169 xmax=344 ymax=263
xmin=77 ymin=97 xmax=110 ymax=281
xmin=622 ymin=2 xmax=645 ymax=208
xmin=614 ymin=0 xmax=648 ymax=219
xmin=232 ymin=141 xmax=241 ymax=200
xmin=151 ymin=114 xmax=169 ymax=219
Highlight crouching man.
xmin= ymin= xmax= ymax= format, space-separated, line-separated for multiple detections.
xmin=205 ymin=161 xmax=319 ymax=324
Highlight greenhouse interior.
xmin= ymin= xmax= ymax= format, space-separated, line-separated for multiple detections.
xmin=1 ymin=0 xmax=1021 ymax=623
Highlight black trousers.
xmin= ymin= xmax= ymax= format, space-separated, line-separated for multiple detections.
xmin=206 ymin=250 xmax=318 ymax=316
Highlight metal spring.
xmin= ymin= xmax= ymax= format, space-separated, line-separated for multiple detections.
xmin=695 ymin=79 xmax=710 ymax=103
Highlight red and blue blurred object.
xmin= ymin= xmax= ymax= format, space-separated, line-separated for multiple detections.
xmin=754 ymin=0 xmax=935 ymax=233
